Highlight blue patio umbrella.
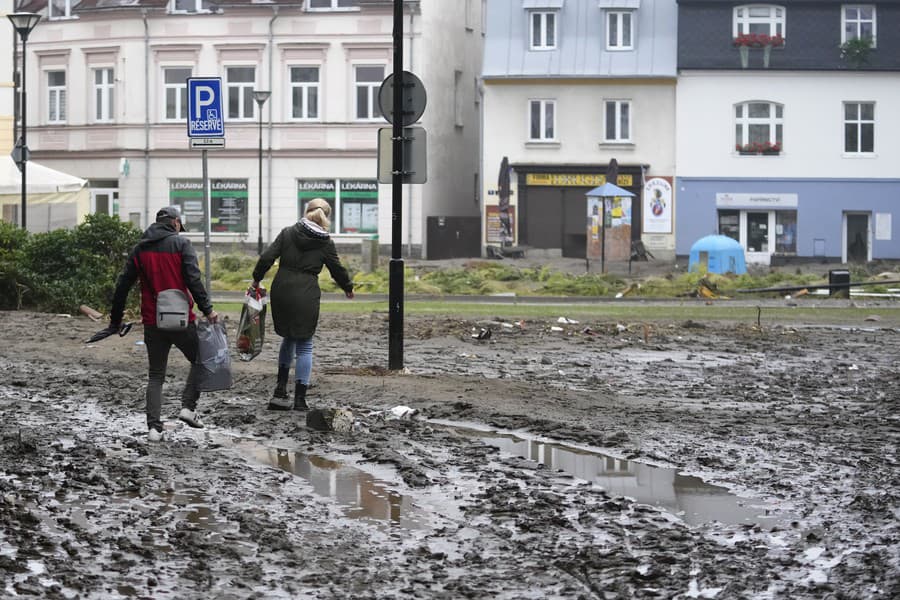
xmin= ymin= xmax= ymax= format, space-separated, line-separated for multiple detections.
xmin=585 ymin=182 xmax=635 ymax=199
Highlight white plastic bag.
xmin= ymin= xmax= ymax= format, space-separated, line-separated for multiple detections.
xmin=196 ymin=321 xmax=233 ymax=391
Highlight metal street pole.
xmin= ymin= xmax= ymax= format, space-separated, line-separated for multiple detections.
xmin=388 ymin=0 xmax=404 ymax=370
xmin=8 ymin=13 xmax=42 ymax=231
xmin=252 ymin=90 xmax=271 ymax=255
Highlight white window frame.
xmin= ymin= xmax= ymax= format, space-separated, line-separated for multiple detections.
xmin=47 ymin=70 xmax=67 ymax=124
xmin=603 ymin=100 xmax=631 ymax=142
xmin=289 ymin=65 xmax=321 ymax=121
xmin=606 ymin=11 xmax=634 ymax=51
xmin=529 ymin=11 xmax=557 ymax=50
xmin=528 ymin=99 xmax=556 ymax=142
xmin=306 ymin=0 xmax=359 ymax=11
xmin=225 ymin=66 xmax=257 ymax=121
xmin=49 ymin=0 xmax=79 ymax=20
xmin=733 ymin=5 xmax=785 ymax=37
xmin=841 ymin=5 xmax=876 ymax=45
xmin=163 ymin=66 xmax=192 ymax=121
xmin=354 ymin=65 xmax=384 ymax=121
xmin=735 ymin=101 xmax=784 ymax=151
xmin=843 ymin=101 xmax=874 ymax=155
xmin=93 ymin=67 xmax=115 ymax=123
xmin=169 ymin=0 xmax=212 ymax=14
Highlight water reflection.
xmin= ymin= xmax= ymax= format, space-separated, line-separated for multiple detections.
xmin=438 ymin=422 xmax=784 ymax=527
xmin=238 ymin=443 xmax=427 ymax=531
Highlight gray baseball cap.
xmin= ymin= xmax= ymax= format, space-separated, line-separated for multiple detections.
xmin=156 ymin=206 xmax=188 ymax=231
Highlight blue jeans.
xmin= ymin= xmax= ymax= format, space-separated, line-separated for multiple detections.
xmin=278 ymin=337 xmax=313 ymax=385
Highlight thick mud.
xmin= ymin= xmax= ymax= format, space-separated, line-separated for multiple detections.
xmin=1 ymin=304 xmax=898 ymax=599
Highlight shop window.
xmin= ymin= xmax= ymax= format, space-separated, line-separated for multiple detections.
xmin=718 ymin=210 xmax=740 ymax=241
xmin=297 ymin=179 xmax=378 ymax=234
xmin=775 ymin=211 xmax=797 ymax=254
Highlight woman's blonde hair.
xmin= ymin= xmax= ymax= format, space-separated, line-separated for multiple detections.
xmin=305 ymin=198 xmax=332 ymax=230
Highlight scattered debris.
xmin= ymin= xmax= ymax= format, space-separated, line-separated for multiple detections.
xmin=864 ymin=315 xmax=881 ymax=322
xmin=472 ymin=327 xmax=492 ymax=340
xmin=307 ymin=408 xmax=356 ymax=432
xmin=615 ymin=283 xmax=641 ymax=298
xmin=557 ymin=317 xmax=579 ymax=324
xmin=79 ymin=305 xmax=103 ymax=321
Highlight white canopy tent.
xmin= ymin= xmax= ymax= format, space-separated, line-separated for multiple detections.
xmin=0 ymin=157 xmax=90 ymax=232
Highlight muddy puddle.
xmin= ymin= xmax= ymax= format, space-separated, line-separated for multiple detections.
xmin=213 ymin=434 xmax=432 ymax=531
xmin=432 ymin=420 xmax=789 ymax=528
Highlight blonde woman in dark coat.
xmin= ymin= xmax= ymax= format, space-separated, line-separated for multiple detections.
xmin=251 ymin=199 xmax=354 ymax=410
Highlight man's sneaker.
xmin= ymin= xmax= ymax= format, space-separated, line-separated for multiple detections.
xmin=148 ymin=428 xmax=166 ymax=442
xmin=178 ymin=408 xmax=204 ymax=429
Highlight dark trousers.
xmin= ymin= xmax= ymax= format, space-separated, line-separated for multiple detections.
xmin=144 ymin=323 xmax=200 ymax=430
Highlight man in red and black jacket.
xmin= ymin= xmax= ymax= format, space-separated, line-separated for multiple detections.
xmin=108 ymin=206 xmax=218 ymax=441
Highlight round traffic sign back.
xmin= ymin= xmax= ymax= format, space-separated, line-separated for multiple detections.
xmin=378 ymin=71 xmax=427 ymax=126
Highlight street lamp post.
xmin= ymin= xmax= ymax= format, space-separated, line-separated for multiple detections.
xmin=252 ymin=90 xmax=271 ymax=255
xmin=8 ymin=12 xmax=42 ymax=231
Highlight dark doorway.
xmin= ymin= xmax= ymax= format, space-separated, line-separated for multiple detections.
xmin=846 ymin=213 xmax=869 ymax=263
xmin=562 ymin=188 xmax=587 ymax=259
xmin=426 ymin=216 xmax=481 ymax=259
xmin=520 ymin=186 xmax=589 ymax=258
xmin=521 ymin=187 xmax=560 ymax=250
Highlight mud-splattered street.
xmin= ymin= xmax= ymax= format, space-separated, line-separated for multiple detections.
xmin=1 ymin=302 xmax=898 ymax=599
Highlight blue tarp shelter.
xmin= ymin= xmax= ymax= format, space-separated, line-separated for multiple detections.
xmin=688 ymin=235 xmax=747 ymax=274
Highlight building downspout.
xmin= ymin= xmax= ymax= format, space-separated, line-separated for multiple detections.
xmin=143 ymin=9 xmax=150 ymax=227
xmin=266 ymin=7 xmax=278 ymax=245
xmin=478 ymin=78 xmax=485 ymax=257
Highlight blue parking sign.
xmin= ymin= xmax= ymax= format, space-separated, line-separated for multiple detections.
xmin=187 ymin=78 xmax=225 ymax=138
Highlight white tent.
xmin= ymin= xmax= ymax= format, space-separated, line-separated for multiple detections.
xmin=0 ymin=157 xmax=90 ymax=232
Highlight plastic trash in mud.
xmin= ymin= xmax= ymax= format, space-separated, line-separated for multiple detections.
xmin=388 ymin=406 xmax=419 ymax=420
xmin=557 ymin=317 xmax=579 ymax=324
xmin=366 ymin=405 xmax=421 ymax=423
xmin=472 ymin=327 xmax=492 ymax=340
xmin=615 ymin=283 xmax=641 ymax=298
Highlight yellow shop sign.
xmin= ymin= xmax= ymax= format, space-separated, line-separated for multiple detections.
xmin=526 ymin=173 xmax=633 ymax=187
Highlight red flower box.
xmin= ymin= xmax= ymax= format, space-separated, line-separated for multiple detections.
xmin=736 ymin=141 xmax=782 ymax=155
xmin=733 ymin=33 xmax=785 ymax=48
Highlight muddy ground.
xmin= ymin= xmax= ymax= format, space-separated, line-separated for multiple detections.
xmin=1 ymin=300 xmax=898 ymax=599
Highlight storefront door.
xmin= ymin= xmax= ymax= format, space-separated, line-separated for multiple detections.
xmin=744 ymin=211 xmax=771 ymax=264
xmin=844 ymin=212 xmax=870 ymax=263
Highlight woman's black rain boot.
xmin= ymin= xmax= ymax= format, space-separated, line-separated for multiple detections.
xmin=293 ymin=383 xmax=309 ymax=411
xmin=268 ymin=366 xmax=292 ymax=410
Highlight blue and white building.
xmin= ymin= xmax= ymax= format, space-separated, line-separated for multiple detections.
xmin=676 ymin=0 xmax=900 ymax=265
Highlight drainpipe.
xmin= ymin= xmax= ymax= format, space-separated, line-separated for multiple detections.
xmin=478 ymin=77 xmax=485 ymax=257
xmin=143 ymin=9 xmax=150 ymax=227
xmin=267 ymin=7 xmax=279 ymax=245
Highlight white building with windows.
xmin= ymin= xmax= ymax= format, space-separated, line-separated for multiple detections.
xmin=1 ymin=0 xmax=13 ymax=156
xmin=676 ymin=1 xmax=900 ymax=264
xmin=481 ymin=0 xmax=678 ymax=263
xmin=12 ymin=0 xmax=484 ymax=257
